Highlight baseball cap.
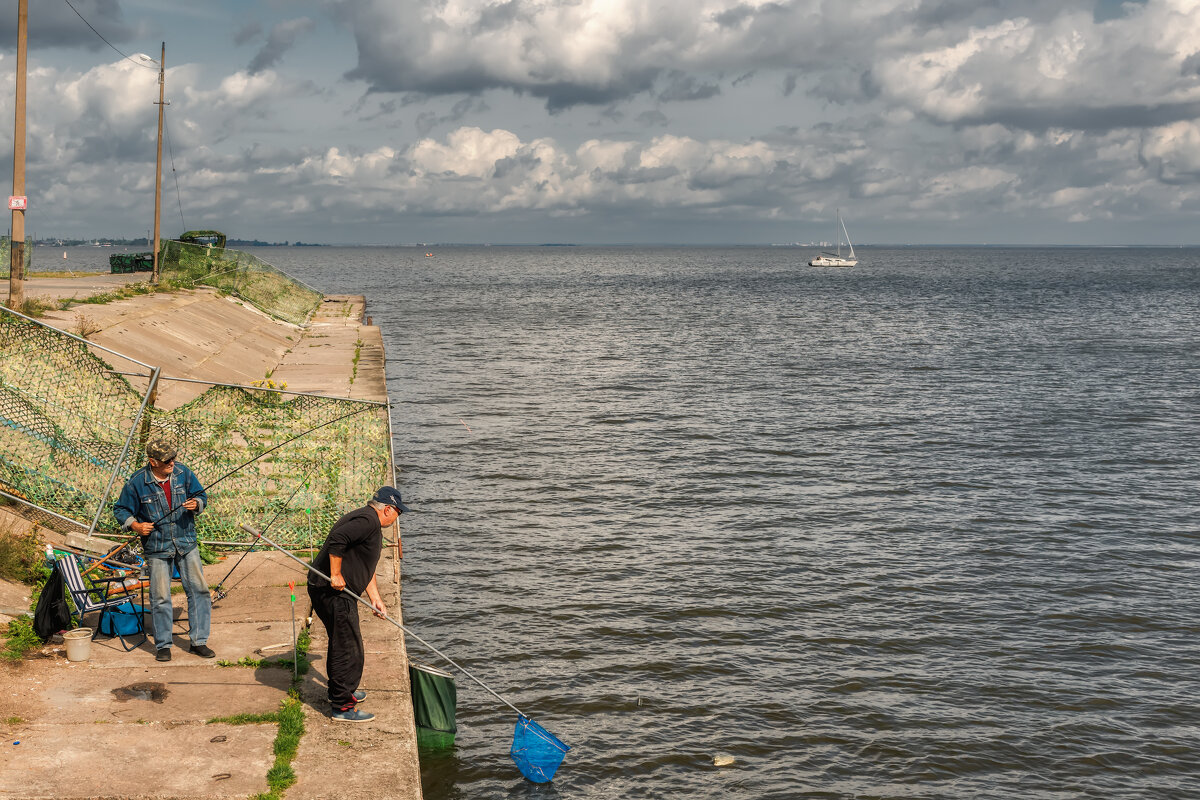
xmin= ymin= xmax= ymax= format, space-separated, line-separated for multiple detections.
xmin=372 ymin=486 xmax=411 ymax=513
xmin=146 ymin=437 xmax=178 ymax=462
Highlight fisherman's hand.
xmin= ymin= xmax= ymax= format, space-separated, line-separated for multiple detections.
xmin=331 ymin=573 xmax=346 ymax=591
xmin=132 ymin=521 xmax=154 ymax=536
xmin=182 ymin=499 xmax=199 ymax=512
xmin=371 ymin=599 xmax=387 ymax=619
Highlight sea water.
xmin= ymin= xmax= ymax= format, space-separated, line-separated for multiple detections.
xmin=135 ymin=244 xmax=1200 ymax=798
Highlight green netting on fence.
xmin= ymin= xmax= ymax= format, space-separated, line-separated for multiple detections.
xmin=158 ymin=239 xmax=322 ymax=326
xmin=0 ymin=311 xmax=147 ymax=524
xmin=0 ymin=307 xmax=392 ymax=548
xmin=0 ymin=236 xmax=34 ymax=279
xmin=145 ymin=385 xmax=391 ymax=547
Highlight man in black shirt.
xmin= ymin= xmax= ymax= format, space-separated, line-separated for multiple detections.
xmin=308 ymin=486 xmax=410 ymax=722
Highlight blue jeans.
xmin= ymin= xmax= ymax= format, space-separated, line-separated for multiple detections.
xmin=147 ymin=549 xmax=211 ymax=650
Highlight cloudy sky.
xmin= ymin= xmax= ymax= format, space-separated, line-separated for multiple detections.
xmin=0 ymin=0 xmax=1198 ymax=244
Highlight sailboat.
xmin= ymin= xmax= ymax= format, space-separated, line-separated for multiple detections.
xmin=809 ymin=209 xmax=857 ymax=267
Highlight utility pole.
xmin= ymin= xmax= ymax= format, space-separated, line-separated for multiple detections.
xmin=7 ymin=0 xmax=28 ymax=309
xmin=151 ymin=42 xmax=165 ymax=285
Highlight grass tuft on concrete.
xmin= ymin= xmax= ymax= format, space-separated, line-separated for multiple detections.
xmin=209 ymin=625 xmax=312 ymax=800
xmin=254 ymin=693 xmax=305 ymax=800
xmin=208 ymin=711 xmax=281 ymax=725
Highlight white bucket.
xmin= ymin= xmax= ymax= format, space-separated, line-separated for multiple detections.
xmin=63 ymin=628 xmax=92 ymax=662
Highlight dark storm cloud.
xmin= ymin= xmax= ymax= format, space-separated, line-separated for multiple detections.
xmin=657 ymin=72 xmax=721 ymax=103
xmin=713 ymin=2 xmax=786 ymax=29
xmin=0 ymin=0 xmax=143 ymax=51
xmin=964 ymin=100 xmax=1200 ymax=134
xmin=233 ymin=22 xmax=264 ymax=47
xmin=636 ymin=110 xmax=670 ymax=128
xmin=333 ymin=0 xmax=790 ymax=110
xmin=247 ymin=18 xmax=316 ymax=75
xmin=414 ymin=96 xmax=490 ymax=137
xmin=540 ymin=72 xmax=664 ymax=112
xmin=910 ymin=0 xmax=1053 ymax=28
xmin=473 ymin=0 xmax=528 ymax=33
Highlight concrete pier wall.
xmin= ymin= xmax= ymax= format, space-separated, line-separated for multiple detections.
xmin=0 ymin=280 xmax=422 ymax=800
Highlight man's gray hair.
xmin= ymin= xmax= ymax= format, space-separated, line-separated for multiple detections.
xmin=367 ymin=499 xmax=386 ymax=511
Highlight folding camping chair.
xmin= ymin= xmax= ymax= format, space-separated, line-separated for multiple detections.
xmin=56 ymin=555 xmax=147 ymax=651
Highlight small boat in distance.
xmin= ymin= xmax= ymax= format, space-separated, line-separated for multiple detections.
xmin=809 ymin=209 xmax=857 ymax=267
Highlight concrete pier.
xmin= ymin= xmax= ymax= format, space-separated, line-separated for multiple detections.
xmin=0 ymin=280 xmax=422 ymax=799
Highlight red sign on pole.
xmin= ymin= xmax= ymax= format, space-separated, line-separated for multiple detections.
xmin=8 ymin=196 xmax=27 ymax=210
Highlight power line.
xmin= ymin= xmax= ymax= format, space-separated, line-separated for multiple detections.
xmin=62 ymin=0 xmax=157 ymax=70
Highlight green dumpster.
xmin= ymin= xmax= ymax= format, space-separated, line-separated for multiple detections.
xmin=109 ymin=253 xmax=153 ymax=274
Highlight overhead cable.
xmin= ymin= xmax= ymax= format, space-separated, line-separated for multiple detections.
xmin=63 ymin=0 xmax=158 ymax=71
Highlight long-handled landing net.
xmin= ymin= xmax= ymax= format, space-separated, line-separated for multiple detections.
xmin=242 ymin=524 xmax=571 ymax=783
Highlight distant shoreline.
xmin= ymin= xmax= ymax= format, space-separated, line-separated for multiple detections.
xmin=33 ymin=241 xmax=1200 ymax=249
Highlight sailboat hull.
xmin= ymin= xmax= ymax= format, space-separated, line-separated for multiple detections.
xmin=807 ymin=209 xmax=857 ymax=268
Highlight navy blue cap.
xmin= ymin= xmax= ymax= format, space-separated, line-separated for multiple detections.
xmin=372 ymin=486 xmax=411 ymax=513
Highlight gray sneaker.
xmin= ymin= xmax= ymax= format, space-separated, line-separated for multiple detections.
xmin=331 ymin=708 xmax=374 ymax=723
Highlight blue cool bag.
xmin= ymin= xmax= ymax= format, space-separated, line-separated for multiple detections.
xmin=99 ymin=602 xmax=145 ymax=636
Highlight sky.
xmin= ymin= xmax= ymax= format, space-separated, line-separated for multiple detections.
xmin=0 ymin=0 xmax=1198 ymax=245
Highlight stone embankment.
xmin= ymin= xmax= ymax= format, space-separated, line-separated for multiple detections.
xmin=0 ymin=277 xmax=421 ymax=800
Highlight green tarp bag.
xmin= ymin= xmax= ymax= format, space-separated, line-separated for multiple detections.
xmin=409 ymin=662 xmax=456 ymax=747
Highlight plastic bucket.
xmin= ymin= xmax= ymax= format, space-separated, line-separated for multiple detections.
xmin=63 ymin=628 xmax=92 ymax=662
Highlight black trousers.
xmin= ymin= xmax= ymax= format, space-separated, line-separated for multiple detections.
xmin=308 ymin=586 xmax=363 ymax=710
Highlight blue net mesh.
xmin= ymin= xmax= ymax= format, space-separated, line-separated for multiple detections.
xmin=509 ymin=715 xmax=570 ymax=783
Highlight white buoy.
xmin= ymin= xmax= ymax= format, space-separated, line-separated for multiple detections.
xmin=713 ymin=755 xmax=735 ymax=767
xmin=63 ymin=251 xmax=67 ymax=259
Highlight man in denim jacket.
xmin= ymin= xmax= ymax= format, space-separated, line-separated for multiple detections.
xmin=114 ymin=437 xmax=215 ymax=662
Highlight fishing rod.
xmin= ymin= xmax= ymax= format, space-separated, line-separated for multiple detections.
xmin=242 ymin=523 xmax=525 ymax=717
xmin=212 ymin=476 xmax=311 ymax=601
xmin=86 ymin=404 xmax=378 ymax=576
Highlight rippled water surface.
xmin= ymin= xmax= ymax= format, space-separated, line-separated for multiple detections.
xmin=253 ymin=246 xmax=1195 ymax=798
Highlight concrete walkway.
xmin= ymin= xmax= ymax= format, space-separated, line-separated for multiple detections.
xmin=0 ymin=276 xmax=422 ymax=799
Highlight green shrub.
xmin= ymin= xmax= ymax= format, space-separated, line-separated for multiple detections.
xmin=0 ymin=523 xmax=48 ymax=584
xmin=1 ymin=616 xmax=42 ymax=661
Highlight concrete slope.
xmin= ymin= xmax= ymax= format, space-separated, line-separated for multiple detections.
xmin=0 ymin=278 xmax=421 ymax=799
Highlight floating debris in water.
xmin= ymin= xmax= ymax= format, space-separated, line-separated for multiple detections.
xmin=713 ymin=754 xmax=735 ymax=767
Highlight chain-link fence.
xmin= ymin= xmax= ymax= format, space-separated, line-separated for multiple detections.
xmin=0 ymin=306 xmax=392 ymax=548
xmin=158 ymin=240 xmax=322 ymax=326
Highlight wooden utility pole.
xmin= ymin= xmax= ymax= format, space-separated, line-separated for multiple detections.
xmin=7 ymin=0 xmax=28 ymax=310
xmin=150 ymin=42 xmax=165 ymax=284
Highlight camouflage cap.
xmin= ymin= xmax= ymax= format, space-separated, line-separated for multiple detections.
xmin=146 ymin=437 xmax=178 ymax=462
